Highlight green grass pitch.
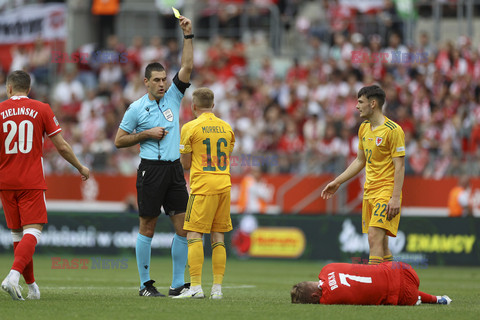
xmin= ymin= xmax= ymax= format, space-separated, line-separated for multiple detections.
xmin=0 ymin=254 xmax=479 ymax=320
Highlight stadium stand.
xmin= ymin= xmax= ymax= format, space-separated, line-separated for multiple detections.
xmin=1 ymin=0 xmax=480 ymax=180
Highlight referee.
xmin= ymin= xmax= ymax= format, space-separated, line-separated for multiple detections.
xmin=114 ymin=15 xmax=193 ymax=297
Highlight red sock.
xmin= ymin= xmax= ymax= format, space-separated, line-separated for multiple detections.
xmin=12 ymin=234 xmax=37 ymax=274
xmin=23 ymin=259 xmax=35 ymax=284
xmin=419 ymin=291 xmax=437 ymax=304
xmin=13 ymin=242 xmax=35 ymax=284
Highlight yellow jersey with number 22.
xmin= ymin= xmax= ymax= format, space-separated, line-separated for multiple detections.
xmin=357 ymin=117 xmax=405 ymax=199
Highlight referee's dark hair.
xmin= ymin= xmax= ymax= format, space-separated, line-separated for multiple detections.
xmin=358 ymin=85 xmax=386 ymax=108
xmin=145 ymin=62 xmax=166 ymax=80
xmin=7 ymin=70 xmax=31 ymax=93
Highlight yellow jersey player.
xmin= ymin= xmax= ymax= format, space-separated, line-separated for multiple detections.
xmin=175 ymin=87 xmax=235 ymax=299
xmin=321 ymin=85 xmax=405 ymax=265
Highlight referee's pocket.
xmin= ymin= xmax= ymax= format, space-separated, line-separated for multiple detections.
xmin=136 ymin=168 xmax=146 ymax=188
xmin=136 ymin=168 xmax=145 ymax=211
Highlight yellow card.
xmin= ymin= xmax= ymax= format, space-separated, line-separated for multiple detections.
xmin=172 ymin=7 xmax=181 ymax=19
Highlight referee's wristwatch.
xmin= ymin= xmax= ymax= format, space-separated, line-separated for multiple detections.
xmin=184 ymin=34 xmax=194 ymax=39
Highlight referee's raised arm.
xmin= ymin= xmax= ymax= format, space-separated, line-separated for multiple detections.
xmin=177 ymin=15 xmax=193 ymax=84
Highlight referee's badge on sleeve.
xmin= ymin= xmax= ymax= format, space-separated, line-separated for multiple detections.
xmin=163 ymin=109 xmax=174 ymax=122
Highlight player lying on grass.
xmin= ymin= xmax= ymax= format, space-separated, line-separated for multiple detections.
xmin=291 ymin=262 xmax=452 ymax=305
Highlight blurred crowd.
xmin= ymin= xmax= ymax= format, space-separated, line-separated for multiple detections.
xmin=1 ymin=0 xmax=480 ymax=179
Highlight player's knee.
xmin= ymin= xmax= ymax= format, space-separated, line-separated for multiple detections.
xmin=139 ymin=217 xmax=157 ymax=236
xmin=171 ymin=212 xmax=185 ymax=224
xmin=23 ymin=228 xmax=42 ymax=242
xmin=175 ymin=228 xmax=187 ymax=237
xmin=368 ymin=227 xmax=386 ymax=239
xmin=170 ymin=214 xmax=186 ymax=235
xmin=211 ymin=232 xmax=225 ymax=243
xmin=175 ymin=218 xmax=185 ymax=229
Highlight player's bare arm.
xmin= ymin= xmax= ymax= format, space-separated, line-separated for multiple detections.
xmin=180 ymin=153 xmax=192 ymax=170
xmin=178 ymin=16 xmax=193 ymax=83
xmin=50 ymin=133 xmax=89 ymax=181
xmin=387 ymin=156 xmax=405 ymax=220
xmin=114 ymin=127 xmax=169 ymax=148
xmin=321 ymin=150 xmax=366 ymax=199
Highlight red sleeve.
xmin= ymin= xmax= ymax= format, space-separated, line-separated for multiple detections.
xmin=42 ymin=103 xmax=62 ymax=137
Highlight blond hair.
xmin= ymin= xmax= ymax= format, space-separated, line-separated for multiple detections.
xmin=291 ymin=282 xmax=315 ymax=304
xmin=192 ymin=87 xmax=214 ymax=109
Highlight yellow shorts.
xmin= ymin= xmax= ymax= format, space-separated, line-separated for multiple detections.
xmin=184 ymin=191 xmax=233 ymax=234
xmin=362 ymin=197 xmax=401 ymax=237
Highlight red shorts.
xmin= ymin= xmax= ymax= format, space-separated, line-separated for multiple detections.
xmin=398 ymin=265 xmax=420 ymax=305
xmin=0 ymin=190 xmax=47 ymax=229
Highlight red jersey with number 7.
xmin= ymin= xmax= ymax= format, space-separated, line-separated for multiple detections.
xmin=0 ymin=96 xmax=62 ymax=190
xmin=319 ymin=262 xmax=413 ymax=305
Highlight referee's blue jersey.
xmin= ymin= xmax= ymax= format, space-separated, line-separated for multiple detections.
xmin=119 ymin=83 xmax=184 ymax=161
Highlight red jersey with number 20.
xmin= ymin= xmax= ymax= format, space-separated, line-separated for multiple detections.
xmin=319 ymin=263 xmax=406 ymax=305
xmin=0 ymin=96 xmax=61 ymax=190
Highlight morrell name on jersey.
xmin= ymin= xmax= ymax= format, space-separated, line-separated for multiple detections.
xmin=202 ymin=126 xmax=226 ymax=133
xmin=1 ymin=107 xmax=39 ymax=120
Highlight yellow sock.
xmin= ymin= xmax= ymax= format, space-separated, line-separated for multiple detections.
xmin=187 ymin=238 xmax=204 ymax=287
xmin=212 ymin=242 xmax=226 ymax=285
xmin=368 ymin=255 xmax=383 ymax=265
xmin=383 ymin=254 xmax=393 ymax=262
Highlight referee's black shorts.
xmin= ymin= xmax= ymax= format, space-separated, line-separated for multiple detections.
xmin=136 ymin=158 xmax=188 ymax=217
